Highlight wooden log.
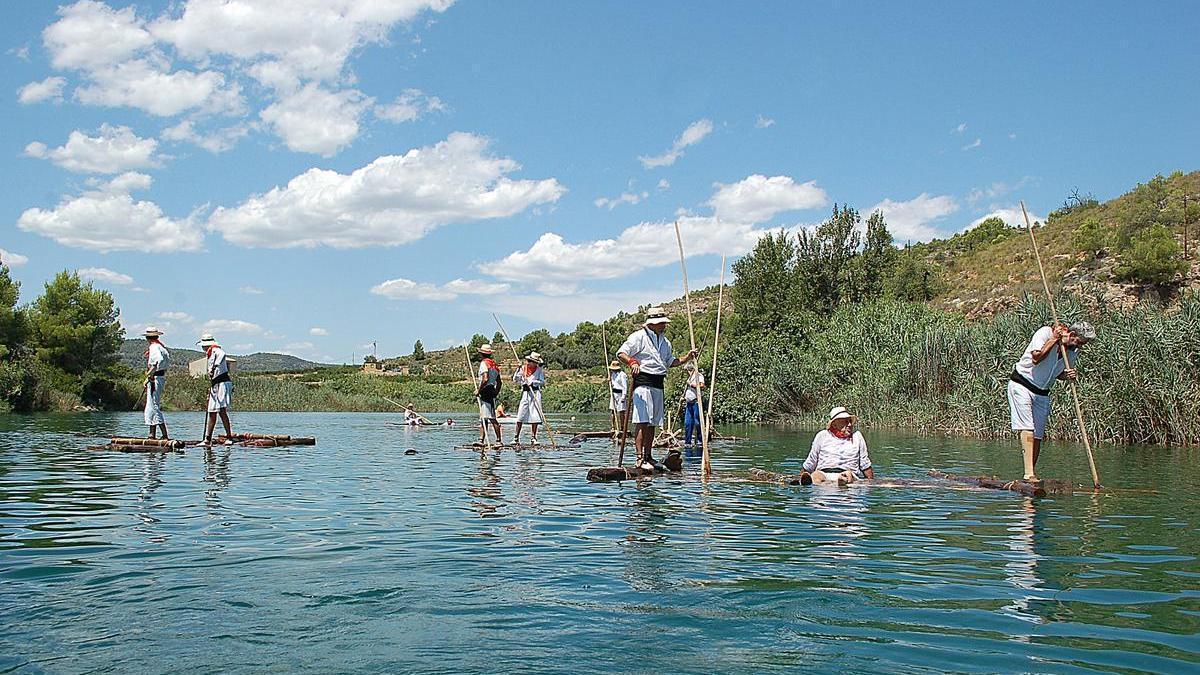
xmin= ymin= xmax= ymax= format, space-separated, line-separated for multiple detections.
xmin=222 ymin=433 xmax=292 ymax=441
xmin=570 ymin=430 xmax=629 ymax=440
xmin=748 ymin=467 xmax=812 ymax=486
xmin=88 ymin=444 xmax=182 ymax=453
xmin=587 ymin=451 xmax=683 ymax=481
xmin=454 ymin=442 xmax=582 ymax=450
xmin=927 ymin=470 xmax=1057 ymax=497
xmin=109 ymin=437 xmax=185 ymax=449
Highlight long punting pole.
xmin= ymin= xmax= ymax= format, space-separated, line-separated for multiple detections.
xmin=492 ymin=313 xmax=559 ymax=449
xmin=705 ymin=255 xmax=727 ymax=431
xmin=602 ymin=325 xmax=617 ymax=441
xmin=674 ymin=220 xmax=712 ymax=477
xmin=1019 ymin=201 xmax=1101 ymax=489
xmin=463 ymin=346 xmax=491 ymax=450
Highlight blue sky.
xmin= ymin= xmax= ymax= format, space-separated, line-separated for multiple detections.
xmin=2 ymin=1 xmax=1197 ymax=363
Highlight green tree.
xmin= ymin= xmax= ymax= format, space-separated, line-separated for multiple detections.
xmin=796 ymin=204 xmax=861 ymax=310
xmin=493 ymin=331 xmax=504 ymax=346
xmin=412 ymin=339 xmax=425 ymax=360
xmin=851 ymin=210 xmax=897 ymax=302
xmin=886 ymin=251 xmax=945 ymax=301
xmin=731 ymin=230 xmax=799 ymax=333
xmin=1117 ymin=223 xmax=1186 ymax=284
xmin=468 ymin=333 xmax=489 ymax=356
xmin=30 ymin=271 xmax=123 ymax=376
xmin=0 ymin=261 xmax=25 ymax=358
xmin=1074 ymin=216 xmax=1109 ymax=258
xmin=518 ymin=329 xmax=553 ymax=360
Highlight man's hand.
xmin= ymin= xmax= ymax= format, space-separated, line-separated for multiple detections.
xmin=686 ymin=348 xmax=699 ymax=361
xmin=629 ymin=361 xmax=641 ymax=375
xmin=1052 ymin=324 xmax=1070 ymax=341
xmin=1062 ymin=367 xmax=1078 ymax=381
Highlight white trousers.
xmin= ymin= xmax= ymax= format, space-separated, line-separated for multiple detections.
xmin=208 ymin=381 xmax=232 ymax=413
xmin=516 ymin=389 xmax=542 ymax=423
xmin=144 ymin=376 xmax=165 ymax=425
xmin=631 ymin=386 xmax=664 ymax=427
xmin=1007 ymin=380 xmax=1050 ymax=440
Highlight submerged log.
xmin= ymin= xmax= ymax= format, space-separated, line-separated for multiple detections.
xmin=109 ymin=437 xmax=185 ymax=449
xmin=216 ymin=434 xmax=316 ymax=446
xmin=587 ymin=451 xmax=683 ymax=482
xmin=454 ymin=442 xmax=582 ymax=450
xmin=88 ymin=443 xmax=182 ymax=453
xmin=748 ymin=467 xmax=812 ymax=486
xmin=926 ymin=470 xmax=1076 ymax=497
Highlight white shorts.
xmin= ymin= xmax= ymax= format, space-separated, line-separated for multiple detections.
xmin=207 ymin=381 xmax=232 ymax=413
xmin=144 ymin=376 xmax=165 ymax=425
xmin=478 ymin=399 xmax=496 ymax=420
xmin=516 ymin=391 xmax=542 ymax=423
xmin=631 ymin=386 xmax=664 ymax=427
xmin=1007 ymin=380 xmax=1050 ymax=440
xmin=609 ymin=392 xmax=626 ymax=413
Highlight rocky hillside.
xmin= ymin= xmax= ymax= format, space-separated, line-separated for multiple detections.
xmin=119 ymin=340 xmax=329 ymax=373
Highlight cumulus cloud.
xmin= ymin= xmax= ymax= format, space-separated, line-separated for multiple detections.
xmin=755 ymin=114 xmax=775 ymax=129
xmin=158 ymin=311 xmax=193 ymax=322
xmin=867 ymin=193 xmax=959 ymax=242
xmin=309 ymin=327 xmax=328 ymax=336
xmin=371 ymin=277 xmax=510 ymax=301
xmin=594 ymin=191 xmax=649 ymax=210
xmin=161 ymin=119 xmax=250 ymax=153
xmin=44 ymin=0 xmax=154 ymax=71
xmin=708 ymin=174 xmax=828 ymax=223
xmin=18 ymin=76 xmax=67 ymax=104
xmin=17 ymin=178 xmax=203 ymax=253
xmin=78 ymin=266 xmax=134 ymax=285
xmin=0 ymin=249 xmax=30 ymax=267
xmin=374 ymin=88 xmax=445 ymax=123
xmin=260 ymin=84 xmax=371 ymax=156
xmin=639 ymin=118 xmax=713 ymax=168
xmin=75 ymin=58 xmax=240 ymax=117
xmin=657 ymin=179 xmax=670 ymax=191
xmin=970 ymin=206 xmax=1043 ymax=229
xmin=202 ymin=319 xmax=263 ymax=335
xmin=98 ymin=171 xmax=154 ymax=193
xmin=208 ymin=132 xmax=565 ymax=248
xmin=25 ymin=124 xmax=160 ymax=174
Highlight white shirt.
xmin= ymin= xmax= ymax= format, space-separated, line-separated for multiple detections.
xmin=803 ymin=429 xmax=872 ymax=473
xmin=618 ymin=328 xmax=674 ymax=375
xmin=1014 ymin=326 xmax=1076 ymax=390
xmin=609 ymin=370 xmax=627 ymax=392
xmin=147 ymin=342 xmax=170 ymax=372
xmin=685 ymin=371 xmax=705 ymax=401
xmin=513 ymin=365 xmax=545 ymax=390
xmin=207 ymin=346 xmax=229 ymax=379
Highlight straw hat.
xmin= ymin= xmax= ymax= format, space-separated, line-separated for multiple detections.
xmin=196 ymin=333 xmax=218 ymax=347
xmin=525 ymin=352 xmax=544 ymax=365
xmin=143 ymin=326 xmax=163 ymax=338
xmin=644 ymin=306 xmax=670 ymax=325
xmin=478 ymin=343 xmax=494 ymax=355
xmin=608 ymin=360 xmax=622 ymax=371
xmin=1069 ymin=321 xmax=1097 ymax=343
xmin=829 ymin=406 xmax=852 ymax=423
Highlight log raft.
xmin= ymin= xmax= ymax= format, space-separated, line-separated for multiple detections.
xmin=747 ymin=467 xmax=813 ymax=486
xmin=927 ymin=470 xmax=1073 ymax=497
xmin=214 ymin=434 xmax=316 ymax=447
xmin=88 ymin=443 xmax=184 ymax=453
xmin=586 ymin=451 xmax=685 ymax=482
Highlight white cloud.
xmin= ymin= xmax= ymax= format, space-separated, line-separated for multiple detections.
xmin=966 ymin=178 xmax=1032 ymax=206
xmin=962 ymin=138 xmax=982 ymax=151
xmin=99 ymin=171 xmax=154 ymax=193
xmin=75 ymin=58 xmax=240 ymax=117
xmin=594 ymin=191 xmax=649 ymax=210
xmin=17 ymin=180 xmax=203 ymax=253
xmin=18 ymin=76 xmax=67 ymax=104
xmin=25 ymin=124 xmax=160 ymax=174
xmin=371 ymin=277 xmax=510 ymax=301
xmin=755 ymin=114 xmax=775 ymax=129
xmin=150 ymin=0 xmax=454 ymax=82
xmin=868 ymin=193 xmax=959 ymax=242
xmin=0 ymin=249 xmax=30 ymax=267
xmin=639 ymin=118 xmax=713 ymax=168
xmin=161 ymin=119 xmax=250 ymax=154
xmin=657 ymin=179 xmax=670 ymax=191
xmin=78 ymin=266 xmax=134 ymax=285
xmin=239 ymin=286 xmax=264 ymax=295
xmin=708 ymin=174 xmax=829 ymax=223
xmin=1009 ymin=132 xmax=1018 ymax=140
xmin=202 ymin=319 xmax=263 ymax=335
xmin=260 ymin=84 xmax=371 ymax=156
xmin=970 ymin=206 xmax=1043 ymax=230
xmin=209 ymin=132 xmax=565 ymax=248
xmin=232 ymin=343 xmax=255 ymax=352
xmin=309 ymin=327 xmax=328 ymax=336
xmin=491 ymin=288 xmax=672 ymax=328
xmin=158 ymin=311 xmax=193 ymax=322
xmin=43 ymin=0 xmax=154 ymax=71
xmin=952 ymin=122 xmax=967 ymax=134
xmin=374 ymin=88 xmax=445 ymax=123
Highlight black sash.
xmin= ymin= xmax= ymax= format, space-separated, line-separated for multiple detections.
xmin=633 ymin=372 xmax=666 ymax=390
xmin=210 ymin=371 xmax=231 ymax=386
xmin=152 ymin=370 xmax=167 ymax=377
xmin=1010 ymin=370 xmax=1050 ymax=396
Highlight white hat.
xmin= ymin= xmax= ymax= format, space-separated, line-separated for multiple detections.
xmin=478 ymin=343 xmax=494 ymax=355
xmin=644 ymin=306 xmax=670 ymax=325
xmin=829 ymin=406 xmax=852 ymax=422
xmin=1069 ymin=321 xmax=1097 ymax=342
xmin=143 ymin=326 xmax=163 ymax=337
xmin=525 ymin=352 xmax=544 ymax=365
xmin=608 ymin=360 xmax=622 ymax=371
xmin=196 ymin=333 xmax=218 ymax=347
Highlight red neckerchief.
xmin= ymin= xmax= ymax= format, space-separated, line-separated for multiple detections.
xmin=830 ymin=426 xmax=852 ymax=440
xmin=482 ymin=357 xmax=497 ymax=371
xmin=144 ymin=337 xmax=160 ymax=358
xmin=524 ymin=362 xmax=538 ymax=377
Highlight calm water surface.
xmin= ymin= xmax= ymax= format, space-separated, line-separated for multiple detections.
xmin=1 ymin=412 xmax=1198 ymax=674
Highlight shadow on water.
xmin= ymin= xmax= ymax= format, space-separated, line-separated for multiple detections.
xmin=0 ymin=411 xmax=1197 ymax=673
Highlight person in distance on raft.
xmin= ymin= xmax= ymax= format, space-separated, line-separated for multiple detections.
xmin=1007 ymin=321 xmax=1096 ymax=482
xmin=682 ymin=361 xmax=706 ymax=449
xmin=513 ymin=351 xmax=546 ymax=445
xmin=197 ymin=333 xmax=234 ymax=446
xmin=143 ymin=326 xmax=171 ymax=440
xmin=608 ymin=359 xmax=626 ymax=440
xmin=803 ymin=407 xmax=874 ymax=485
xmin=617 ymin=306 xmax=698 ymax=471
xmin=475 ymin=344 xmax=504 ymax=445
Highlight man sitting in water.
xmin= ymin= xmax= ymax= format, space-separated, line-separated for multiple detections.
xmin=1007 ymin=321 xmax=1096 ymax=482
xmin=802 ymin=407 xmax=874 ymax=485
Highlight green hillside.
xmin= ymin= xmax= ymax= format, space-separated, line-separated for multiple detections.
xmin=118 ymin=339 xmax=329 ymax=373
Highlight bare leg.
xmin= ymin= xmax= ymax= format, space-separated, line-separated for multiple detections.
xmin=218 ymin=409 xmax=233 ymax=438
xmin=148 ymin=426 xmax=157 ymax=439
xmin=1020 ymin=431 xmax=1039 ymax=480
xmin=531 ymin=423 xmax=539 ymax=444
xmin=158 ymin=423 xmax=169 ymax=440
xmin=489 ymin=420 xmax=503 ymax=445
xmin=514 ymin=422 xmax=524 ymax=444
xmin=204 ymin=412 xmax=217 ymax=444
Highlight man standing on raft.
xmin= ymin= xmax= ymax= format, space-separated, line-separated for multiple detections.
xmin=1007 ymin=321 xmax=1096 ymax=482
xmin=617 ymin=306 xmax=698 ymax=471
xmin=513 ymin=351 xmax=545 ymax=445
xmin=475 ymin=344 xmax=503 ymax=446
xmin=142 ymin=327 xmax=170 ymax=440
xmin=607 ymin=360 xmax=626 ymax=441
xmin=198 ymin=333 xmax=235 ymax=446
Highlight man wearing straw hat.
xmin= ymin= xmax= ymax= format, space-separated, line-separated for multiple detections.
xmin=512 ymin=351 xmax=546 ymax=445
xmin=142 ymin=327 xmax=171 ymax=440
xmin=1007 ymin=321 xmax=1096 ymax=482
xmin=682 ymin=361 xmax=706 ymax=449
xmin=608 ymin=360 xmax=626 ymax=439
xmin=475 ymin=343 xmax=503 ymax=446
xmin=617 ymin=306 xmax=698 ymax=471
xmin=197 ymin=333 xmax=235 ymax=446
xmin=803 ymin=406 xmax=874 ymax=485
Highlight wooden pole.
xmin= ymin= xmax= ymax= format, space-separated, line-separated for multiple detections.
xmin=602 ymin=325 xmax=617 ymax=440
xmin=705 ymin=255 xmax=727 ymax=432
xmin=383 ymin=396 xmax=433 ymax=424
xmin=463 ymin=346 xmax=491 ymax=449
xmin=1020 ymin=201 xmax=1101 ymax=489
xmin=492 ymin=314 xmax=558 ymax=448
xmin=674 ymin=220 xmax=711 ymax=476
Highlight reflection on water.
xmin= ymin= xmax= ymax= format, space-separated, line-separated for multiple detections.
xmin=0 ymin=411 xmax=1198 ymax=674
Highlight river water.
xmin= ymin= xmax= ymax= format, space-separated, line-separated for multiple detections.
xmin=1 ymin=412 xmax=1197 ymax=673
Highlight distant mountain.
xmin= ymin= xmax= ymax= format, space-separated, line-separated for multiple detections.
xmin=119 ymin=340 xmax=330 ymax=373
